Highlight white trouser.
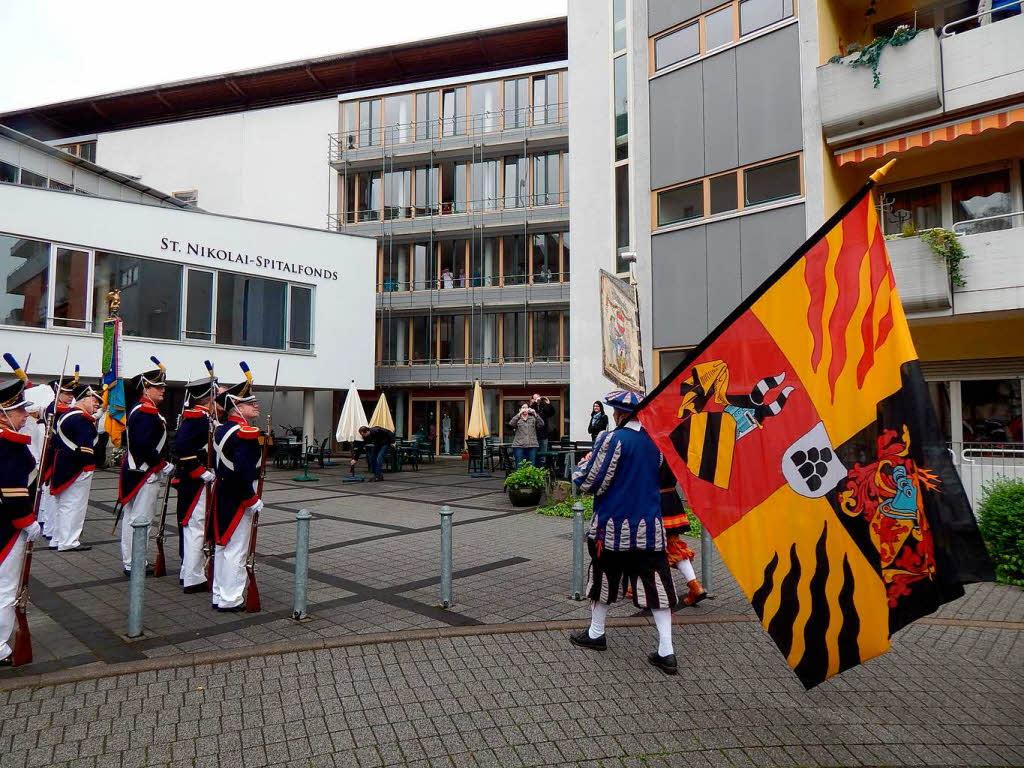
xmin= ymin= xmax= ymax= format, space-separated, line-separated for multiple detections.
xmin=40 ymin=484 xmax=56 ymax=541
xmin=120 ymin=476 xmax=160 ymax=571
xmin=180 ymin=486 xmax=208 ymax=588
xmin=0 ymin=531 xmax=27 ymax=659
xmin=212 ymin=512 xmax=253 ymax=608
xmin=54 ymin=471 xmax=94 ymax=551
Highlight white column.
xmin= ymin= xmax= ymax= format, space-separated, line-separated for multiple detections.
xmin=303 ymin=390 xmax=316 ymax=448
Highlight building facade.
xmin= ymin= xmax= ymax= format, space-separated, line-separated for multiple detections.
xmin=568 ymin=0 xmax=1024 ymax=473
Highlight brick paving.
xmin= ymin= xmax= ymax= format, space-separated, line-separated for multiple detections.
xmin=1 ymin=460 xmax=1022 ymax=766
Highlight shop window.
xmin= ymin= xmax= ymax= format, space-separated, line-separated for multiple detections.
xmin=185 ymin=268 xmax=214 ymax=340
xmin=952 ymin=170 xmax=1012 ymax=235
xmin=0 ymin=236 xmax=48 ymax=328
xmin=93 ymin=251 xmax=182 ymax=340
xmin=962 ymin=379 xmax=1022 ymax=444
xmin=216 ymin=273 xmax=286 ymax=350
xmin=881 ymin=184 xmax=941 ymax=236
xmin=289 ymin=285 xmax=313 ymax=351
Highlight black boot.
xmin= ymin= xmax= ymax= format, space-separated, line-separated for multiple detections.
xmin=647 ymin=651 xmax=678 ymax=675
xmin=568 ymin=629 xmax=607 ymax=651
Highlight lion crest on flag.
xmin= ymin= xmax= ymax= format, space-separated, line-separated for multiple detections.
xmin=838 ymin=425 xmax=940 ymax=607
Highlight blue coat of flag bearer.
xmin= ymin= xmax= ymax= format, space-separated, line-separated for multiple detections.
xmin=49 ymin=383 xmax=103 ymax=552
xmin=118 ymin=358 xmax=172 ymax=576
xmin=0 ymin=376 xmax=43 ymax=666
xmin=174 ymin=368 xmax=218 ymax=593
xmin=212 ymin=365 xmax=263 ymax=612
xmin=569 ymin=390 xmax=680 ymax=675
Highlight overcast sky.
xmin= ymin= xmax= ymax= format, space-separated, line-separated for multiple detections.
xmin=0 ymin=0 xmax=568 ymax=113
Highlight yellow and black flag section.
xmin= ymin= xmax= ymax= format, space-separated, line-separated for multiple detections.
xmin=637 ymin=175 xmax=993 ymax=689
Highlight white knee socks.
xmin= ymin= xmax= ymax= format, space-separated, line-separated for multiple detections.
xmin=653 ymin=607 xmax=674 ymax=656
xmin=676 ymin=557 xmax=696 ymax=582
xmin=589 ymin=601 xmax=609 ymax=639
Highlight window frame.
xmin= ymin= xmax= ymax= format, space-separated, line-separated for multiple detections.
xmin=184 ymin=266 xmax=217 ymax=342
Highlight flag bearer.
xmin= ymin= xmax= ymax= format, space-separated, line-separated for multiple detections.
xmin=175 ymin=371 xmax=217 ymax=593
xmin=39 ymin=372 xmax=76 ymax=542
xmin=659 ymin=462 xmax=707 ymax=607
xmin=49 ymin=382 xmax=103 ymax=552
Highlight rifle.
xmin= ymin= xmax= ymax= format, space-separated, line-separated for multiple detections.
xmin=10 ymin=346 xmax=69 ymax=666
xmin=153 ymin=371 xmax=190 ymax=578
xmin=245 ymin=360 xmax=279 ymax=613
xmin=200 ymin=360 xmax=217 ymax=591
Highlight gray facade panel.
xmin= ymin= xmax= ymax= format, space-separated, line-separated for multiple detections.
xmin=705 ymin=219 xmax=742 ymax=330
xmin=649 ymin=66 xmax=704 ymax=190
xmin=735 ymin=25 xmax=803 ymax=166
xmin=649 ymin=0 xmax=701 ymax=35
xmin=738 ymin=204 xmax=806 ymax=294
xmin=652 ymin=227 xmax=708 ymax=348
xmin=702 ymin=51 xmax=739 ymax=176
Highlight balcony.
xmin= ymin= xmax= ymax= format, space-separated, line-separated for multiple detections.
xmin=818 ymin=11 xmax=1024 ymax=143
xmin=329 ymin=105 xmax=569 ymax=171
xmin=377 ymin=278 xmax=570 ymax=312
xmin=886 ymin=234 xmax=952 ymax=313
xmin=376 ymin=360 xmax=569 ymax=387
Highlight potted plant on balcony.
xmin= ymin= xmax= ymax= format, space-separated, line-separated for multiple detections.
xmin=504 ymin=461 xmax=548 ymax=507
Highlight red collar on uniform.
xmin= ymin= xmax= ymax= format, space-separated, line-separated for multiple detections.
xmin=69 ymin=405 xmax=96 ymax=422
xmin=183 ymin=405 xmax=210 ymax=419
xmin=55 ymin=401 xmax=72 ymax=413
xmin=137 ymin=397 xmax=160 ymax=415
xmin=0 ymin=427 xmax=31 ymax=445
xmin=228 ymin=414 xmax=248 ymax=426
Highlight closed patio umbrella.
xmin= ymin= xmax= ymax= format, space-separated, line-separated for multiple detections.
xmin=368 ymin=393 xmax=395 ymax=432
xmin=335 ymin=380 xmax=368 ymax=443
xmin=467 ymin=380 xmax=489 ymax=439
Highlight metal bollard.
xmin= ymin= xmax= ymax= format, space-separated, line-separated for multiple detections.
xmin=570 ymin=501 xmax=585 ymax=600
xmin=701 ymin=527 xmax=714 ymax=598
xmin=292 ymin=509 xmax=312 ymax=620
xmin=127 ymin=519 xmax=149 ymax=638
xmin=440 ymin=505 xmax=454 ymax=608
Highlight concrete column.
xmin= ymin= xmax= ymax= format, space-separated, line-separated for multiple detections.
xmin=303 ymin=389 xmax=316 ymax=448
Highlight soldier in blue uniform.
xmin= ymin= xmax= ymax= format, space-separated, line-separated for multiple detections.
xmin=174 ymin=371 xmax=217 ymax=593
xmin=118 ymin=359 xmax=173 ymax=576
xmin=49 ymin=383 xmax=103 ymax=552
xmin=0 ymin=377 xmax=43 ymax=666
xmin=569 ymin=390 xmax=679 ymax=675
xmin=38 ymin=371 xmax=76 ymax=541
xmin=212 ymin=370 xmax=264 ymax=612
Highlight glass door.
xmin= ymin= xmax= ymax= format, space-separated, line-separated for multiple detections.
xmin=411 ymin=400 xmax=437 ymax=452
xmin=439 ymin=399 xmax=466 ymax=456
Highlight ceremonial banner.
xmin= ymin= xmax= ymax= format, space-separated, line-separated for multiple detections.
xmin=600 ymin=270 xmax=642 ymax=391
xmin=101 ymin=318 xmax=127 ymax=445
xmin=637 ymin=170 xmax=993 ymax=688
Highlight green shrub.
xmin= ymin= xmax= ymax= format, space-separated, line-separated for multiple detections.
xmin=977 ymin=477 xmax=1024 ymax=587
xmin=504 ymin=461 xmax=548 ymax=490
xmin=537 ymin=495 xmax=593 ymax=519
xmin=685 ymin=512 xmax=703 ymax=539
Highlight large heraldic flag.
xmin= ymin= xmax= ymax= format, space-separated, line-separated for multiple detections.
xmin=637 ymin=167 xmax=993 ymax=688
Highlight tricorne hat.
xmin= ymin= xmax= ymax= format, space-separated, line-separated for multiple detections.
xmin=215 ymin=362 xmax=257 ymax=415
xmin=603 ymin=389 xmax=645 ymax=413
xmin=73 ymin=382 xmax=103 ymax=402
xmin=128 ymin=356 xmax=167 ymax=393
xmin=0 ymin=378 xmax=29 ymax=411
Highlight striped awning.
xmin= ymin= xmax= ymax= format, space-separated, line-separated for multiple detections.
xmin=836 ymin=105 xmax=1024 ymax=166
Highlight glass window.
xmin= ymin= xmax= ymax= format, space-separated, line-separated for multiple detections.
xmin=185 ymin=269 xmax=214 ymax=340
xmin=289 ymin=285 xmax=313 ymax=351
xmin=503 ymin=235 xmax=527 ymax=285
xmin=385 ymin=93 xmax=413 ymax=145
xmin=532 ymin=73 xmax=559 ymax=125
xmin=438 ymin=315 xmax=466 ymax=363
xmin=414 ymin=166 xmax=438 ymax=215
xmin=658 ymin=182 xmax=703 ymax=225
xmin=562 ymin=151 xmax=570 ymax=202
xmin=411 ymin=315 xmax=432 ymax=363
xmin=415 ymin=242 xmax=435 ymax=291
xmin=216 ymin=273 xmax=286 ymax=349
xmin=48 ymin=179 xmax=73 ymax=192
xmin=52 ymin=247 xmax=89 ymax=330
xmin=469 ymin=313 xmax=500 ymax=364
xmin=615 ymin=164 xmax=630 ymax=271
xmin=381 ymin=243 xmax=411 ymax=291
xmin=532 ymin=233 xmax=558 ymax=283
xmin=357 ymin=171 xmax=381 ymax=221
xmin=0 ymin=161 xmax=17 ymax=184
xmin=503 ymin=78 xmax=529 ymax=129
xmin=614 ymin=55 xmax=629 ymax=160
xmin=359 ymin=99 xmax=380 ymax=146
xmin=470 ymin=237 xmax=499 ymax=287
xmin=706 ymin=6 xmax=735 ymax=51
xmin=0 ymin=236 xmax=48 ymax=328
xmin=533 ymin=153 xmax=559 ymax=206
xmin=440 ymin=240 xmax=466 ymax=287
xmin=380 ymin=316 xmax=406 ymax=364
xmin=80 ymin=142 xmax=96 ymax=164
xmin=20 ymin=169 xmax=46 ymax=188
xmin=384 ymin=168 xmax=410 ymax=220
xmin=740 ymin=0 xmax=795 ymax=36
xmin=455 ymin=162 xmax=468 ymax=213
xmin=961 ymin=379 xmax=1022 ymax=444
xmin=503 ymin=312 xmax=527 ymax=361
xmin=561 ymin=231 xmax=570 ymax=282
xmin=341 ymin=102 xmax=358 ymax=149
xmin=416 ymin=91 xmax=440 ymax=140
xmin=658 ymin=349 xmax=692 ymax=383
xmin=442 ymin=87 xmax=467 ymax=137
xmin=470 ymin=81 xmax=500 ymax=133
xmin=343 ymin=174 xmax=357 ymax=223
xmin=710 ymin=173 xmax=738 ymax=215
xmin=504 ymin=155 xmax=527 ymax=208
xmin=93 ymin=252 xmax=182 ymax=340
xmin=471 ymin=159 xmax=500 ymax=211
xmin=532 ymin=311 xmax=560 ymax=361
xmin=613 ymin=0 xmax=627 ymax=51
xmin=744 ymin=156 xmax=800 ymax=206
xmin=655 ymin=24 xmax=699 ymax=70
xmin=881 ymin=184 xmax=941 ymax=235
xmin=952 ymin=170 xmax=1012 ymax=235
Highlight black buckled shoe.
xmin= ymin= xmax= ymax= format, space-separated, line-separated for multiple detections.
xmin=647 ymin=651 xmax=678 ymax=675
xmin=183 ymin=581 xmax=209 ymax=594
xmin=569 ymin=629 xmax=607 ymax=651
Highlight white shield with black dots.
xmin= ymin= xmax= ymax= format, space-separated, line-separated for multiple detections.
xmin=782 ymin=421 xmax=847 ymax=498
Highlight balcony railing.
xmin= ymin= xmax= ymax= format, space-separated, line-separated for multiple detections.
xmin=329 ymin=103 xmax=569 ymax=163
xmin=951 ymin=210 xmax=1024 ymax=236
xmin=328 ymin=192 xmax=569 ymax=231
xmin=948 ymin=441 xmax=1024 ymax=512
xmin=377 ymin=271 xmax=569 ymax=293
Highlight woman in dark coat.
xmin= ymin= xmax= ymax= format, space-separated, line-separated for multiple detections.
xmin=587 ymin=400 xmax=609 ymax=443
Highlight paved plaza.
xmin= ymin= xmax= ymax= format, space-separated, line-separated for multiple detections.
xmin=1 ymin=461 xmax=1022 ymax=767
